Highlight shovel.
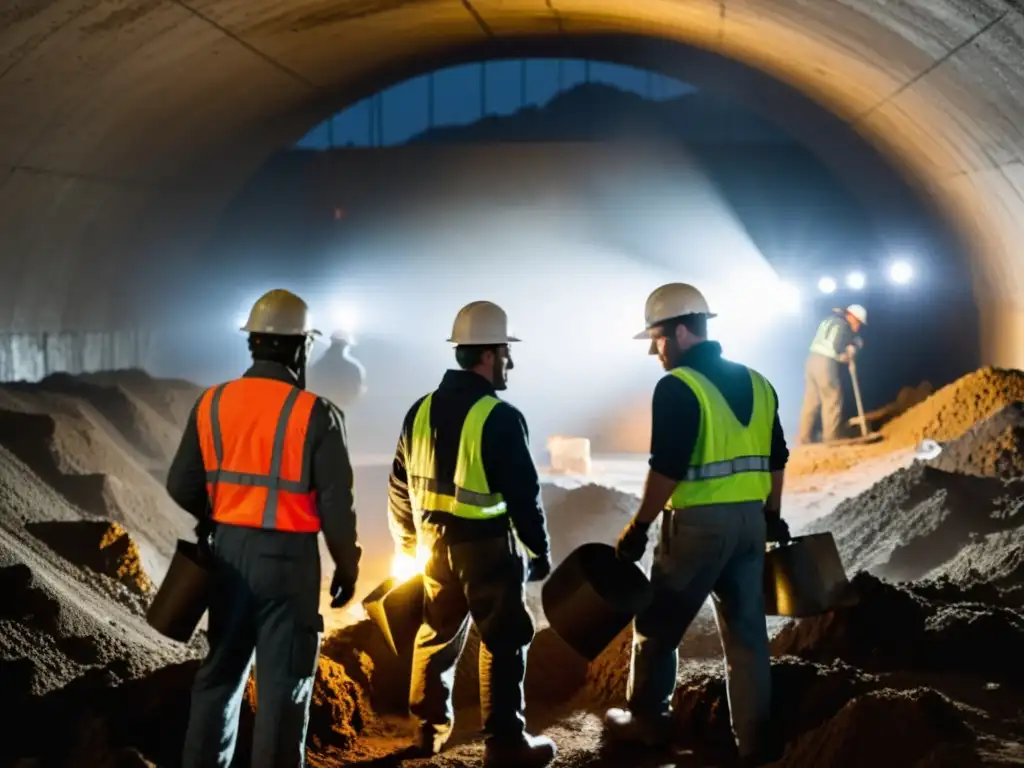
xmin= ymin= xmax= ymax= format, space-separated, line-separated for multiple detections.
xmin=848 ymin=357 xmax=869 ymax=438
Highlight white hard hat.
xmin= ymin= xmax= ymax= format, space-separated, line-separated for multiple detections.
xmin=241 ymin=289 xmax=320 ymax=337
xmin=634 ymin=283 xmax=716 ymax=339
xmin=448 ymin=301 xmax=520 ymax=345
xmin=846 ymin=304 xmax=868 ymax=325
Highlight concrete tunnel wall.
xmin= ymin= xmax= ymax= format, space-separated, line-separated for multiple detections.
xmin=1 ymin=1 xmax=1023 ymax=368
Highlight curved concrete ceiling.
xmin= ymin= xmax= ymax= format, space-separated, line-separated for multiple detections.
xmin=1 ymin=0 xmax=1022 ymax=363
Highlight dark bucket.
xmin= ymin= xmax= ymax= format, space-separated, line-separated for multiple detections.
xmin=362 ymin=574 xmax=425 ymax=657
xmin=542 ymin=542 xmax=653 ymax=661
xmin=763 ymin=532 xmax=854 ymax=618
xmin=146 ymin=539 xmax=214 ymax=642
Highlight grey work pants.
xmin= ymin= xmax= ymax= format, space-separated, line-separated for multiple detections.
xmin=409 ymin=527 xmax=535 ymax=748
xmin=798 ymin=353 xmax=844 ymax=444
xmin=182 ymin=525 xmax=323 ymax=768
xmin=627 ymin=502 xmax=771 ymax=759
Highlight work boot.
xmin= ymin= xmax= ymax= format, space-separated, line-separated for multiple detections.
xmin=482 ymin=733 xmax=557 ymax=768
xmin=403 ymin=726 xmax=447 ymax=758
xmin=603 ymin=707 xmax=672 ymax=748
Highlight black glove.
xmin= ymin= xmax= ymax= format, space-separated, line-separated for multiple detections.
xmin=527 ymin=553 xmax=552 ymax=582
xmin=764 ymin=507 xmax=791 ymax=544
xmin=195 ymin=517 xmax=215 ymax=559
xmin=616 ymin=519 xmax=652 ymax=563
xmin=329 ymin=569 xmax=357 ymax=609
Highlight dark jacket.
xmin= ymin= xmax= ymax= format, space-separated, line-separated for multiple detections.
xmin=165 ymin=360 xmax=362 ymax=581
xmin=650 ymin=341 xmax=790 ymax=481
xmin=388 ymin=369 xmax=550 ymax=559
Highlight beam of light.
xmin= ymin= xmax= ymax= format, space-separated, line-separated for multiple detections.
xmin=776 ymin=281 xmax=802 ymax=315
xmin=233 ymin=311 xmax=248 ymax=330
xmin=817 ymin=276 xmax=837 ymax=294
xmin=845 ymin=271 xmax=866 ymax=290
xmin=330 ymin=301 xmax=359 ymax=337
xmin=390 ymin=545 xmax=431 ymax=582
xmin=888 ymin=259 xmax=913 ymax=285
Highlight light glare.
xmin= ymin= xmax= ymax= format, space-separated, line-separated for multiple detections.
xmin=390 ymin=545 xmax=430 ymax=582
xmin=889 ymin=259 xmax=913 ymax=285
xmin=817 ymin=276 xmax=837 ymax=294
xmin=845 ymin=271 xmax=866 ymax=290
xmin=777 ymin=281 xmax=801 ymax=314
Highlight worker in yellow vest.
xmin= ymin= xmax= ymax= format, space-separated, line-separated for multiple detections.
xmin=387 ymin=300 xmax=555 ymax=768
xmin=605 ymin=283 xmax=792 ymax=767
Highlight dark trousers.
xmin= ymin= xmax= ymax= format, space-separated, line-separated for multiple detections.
xmin=628 ymin=503 xmax=771 ymax=759
xmin=182 ymin=525 xmax=323 ymax=768
xmin=798 ymin=353 xmax=844 ymax=444
xmin=409 ymin=525 xmax=535 ymax=747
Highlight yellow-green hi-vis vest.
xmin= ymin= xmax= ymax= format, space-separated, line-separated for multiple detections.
xmin=668 ymin=367 xmax=775 ymax=509
xmin=408 ymin=393 xmax=508 ymax=519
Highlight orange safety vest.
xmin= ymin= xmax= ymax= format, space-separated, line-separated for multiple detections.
xmin=196 ymin=377 xmax=320 ymax=533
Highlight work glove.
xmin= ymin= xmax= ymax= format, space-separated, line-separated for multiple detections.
xmin=527 ymin=553 xmax=552 ymax=582
xmin=194 ymin=517 xmax=215 ymax=559
xmin=329 ymin=569 xmax=357 ymax=609
xmin=616 ymin=519 xmax=652 ymax=563
xmin=764 ymin=507 xmax=791 ymax=544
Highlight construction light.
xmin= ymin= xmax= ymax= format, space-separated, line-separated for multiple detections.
xmin=331 ymin=301 xmax=359 ymax=335
xmin=817 ymin=276 xmax=837 ymax=295
xmin=233 ymin=311 xmax=248 ymax=330
xmin=888 ymin=259 xmax=913 ymax=285
xmin=390 ymin=545 xmax=431 ymax=582
xmin=845 ymin=271 xmax=866 ymax=290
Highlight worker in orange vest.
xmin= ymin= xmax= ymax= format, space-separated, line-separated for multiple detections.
xmin=167 ymin=289 xmax=362 ymax=768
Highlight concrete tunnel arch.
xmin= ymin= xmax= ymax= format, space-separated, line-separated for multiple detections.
xmin=1 ymin=1 xmax=1022 ymax=367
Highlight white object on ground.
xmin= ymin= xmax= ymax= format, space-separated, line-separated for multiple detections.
xmin=546 ymin=435 xmax=592 ymax=475
xmin=914 ymin=438 xmax=942 ymax=461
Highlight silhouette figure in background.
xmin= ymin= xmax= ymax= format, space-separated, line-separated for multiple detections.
xmin=307 ymin=330 xmax=367 ymax=411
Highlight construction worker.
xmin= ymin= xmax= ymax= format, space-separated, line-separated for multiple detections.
xmin=605 ymin=283 xmax=791 ymax=767
xmin=388 ymin=300 xmax=556 ymax=768
xmin=167 ymin=289 xmax=362 ymax=768
xmin=797 ymin=304 xmax=867 ymax=444
xmin=306 ymin=329 xmax=367 ymax=411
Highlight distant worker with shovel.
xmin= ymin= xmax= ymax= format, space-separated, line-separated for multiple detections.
xmin=797 ymin=304 xmax=867 ymax=444
xmin=606 ymin=283 xmax=792 ymax=767
xmin=167 ymin=289 xmax=362 ymax=768
xmin=388 ymin=300 xmax=556 ymax=768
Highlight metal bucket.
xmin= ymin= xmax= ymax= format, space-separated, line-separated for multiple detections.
xmin=362 ymin=574 xmax=425 ymax=656
xmin=763 ymin=532 xmax=853 ymax=618
xmin=146 ymin=539 xmax=214 ymax=642
xmin=542 ymin=542 xmax=653 ymax=661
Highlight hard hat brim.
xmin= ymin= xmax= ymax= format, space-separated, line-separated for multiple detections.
xmin=240 ymin=325 xmax=323 ymax=338
xmin=634 ymin=312 xmax=718 ymax=339
xmin=447 ymin=335 xmax=521 ymax=344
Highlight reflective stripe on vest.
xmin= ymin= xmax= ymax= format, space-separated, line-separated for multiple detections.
xmin=196 ymin=378 xmax=320 ymax=533
xmin=668 ymin=367 xmax=774 ymax=509
xmin=408 ymin=393 xmax=507 ymax=519
xmin=809 ymin=316 xmax=844 ymax=359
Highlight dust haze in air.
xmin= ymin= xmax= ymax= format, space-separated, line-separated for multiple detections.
xmin=165 ymin=141 xmax=809 ymax=455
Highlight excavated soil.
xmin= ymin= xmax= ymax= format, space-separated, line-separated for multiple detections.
xmin=3 ymin=365 xmax=1024 ymax=766
xmin=787 ymin=367 xmax=1024 ymax=476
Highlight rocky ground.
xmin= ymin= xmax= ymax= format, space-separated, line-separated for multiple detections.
xmin=1 ymin=368 xmax=1023 ymax=766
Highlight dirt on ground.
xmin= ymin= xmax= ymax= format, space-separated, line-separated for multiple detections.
xmin=1 ymin=366 xmax=1023 ymax=767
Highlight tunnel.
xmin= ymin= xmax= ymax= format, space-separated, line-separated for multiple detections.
xmin=1 ymin=0 xmax=1023 ymax=372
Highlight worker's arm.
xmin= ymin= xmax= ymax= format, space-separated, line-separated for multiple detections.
xmin=634 ymin=375 xmax=700 ymax=525
xmin=387 ymin=402 xmax=420 ymax=557
xmin=311 ymin=399 xmax=362 ymax=583
xmin=766 ymin=382 xmax=790 ymax=513
xmin=482 ymin=403 xmax=550 ymax=560
xmin=165 ymin=399 xmax=211 ymax=521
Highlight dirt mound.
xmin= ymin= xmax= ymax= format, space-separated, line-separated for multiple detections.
xmin=772 ymin=572 xmax=1024 ymax=685
xmin=781 ymin=687 xmax=976 ymax=767
xmin=926 ymin=527 xmax=1024 ymax=608
xmin=541 ymin=483 xmax=636 ymax=564
xmin=27 ymin=519 xmax=154 ymax=597
xmin=883 ymin=367 xmax=1024 ymax=445
xmin=926 ymin=401 xmax=1024 ymax=478
xmin=802 ymin=462 xmax=1024 ymax=581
